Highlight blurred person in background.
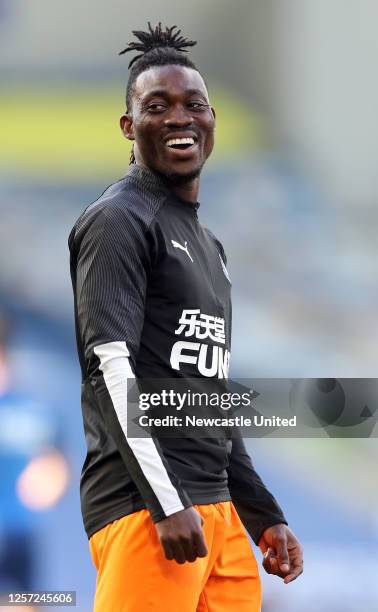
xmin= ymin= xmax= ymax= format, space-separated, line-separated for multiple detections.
xmin=0 ymin=310 xmax=69 ymax=596
xmin=69 ymin=23 xmax=303 ymax=612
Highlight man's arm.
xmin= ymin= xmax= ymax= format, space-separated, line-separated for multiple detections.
xmin=70 ymin=201 xmax=207 ymax=563
xmin=227 ymin=433 xmax=303 ymax=582
xmin=227 ymin=433 xmax=287 ymax=544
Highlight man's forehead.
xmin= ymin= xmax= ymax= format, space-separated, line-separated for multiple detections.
xmin=134 ymin=65 xmax=208 ymax=99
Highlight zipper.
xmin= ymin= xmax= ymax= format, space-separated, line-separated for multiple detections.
xmin=193 ymin=221 xmax=223 ymax=310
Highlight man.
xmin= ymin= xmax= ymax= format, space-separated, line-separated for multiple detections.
xmin=69 ymin=23 xmax=303 ymax=612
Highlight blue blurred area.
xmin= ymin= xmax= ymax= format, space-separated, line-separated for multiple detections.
xmin=0 ymin=391 xmax=56 ymax=527
xmin=0 ymin=297 xmax=95 ymax=608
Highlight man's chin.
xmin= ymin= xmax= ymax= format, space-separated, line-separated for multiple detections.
xmin=157 ymin=163 xmax=204 ymax=186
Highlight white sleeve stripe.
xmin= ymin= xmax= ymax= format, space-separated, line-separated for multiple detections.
xmin=93 ymin=341 xmax=185 ymax=516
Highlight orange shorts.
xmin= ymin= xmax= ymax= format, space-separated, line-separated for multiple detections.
xmin=89 ymin=501 xmax=261 ymax=612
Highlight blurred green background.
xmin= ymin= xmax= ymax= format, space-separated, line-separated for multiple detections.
xmin=0 ymin=2 xmax=377 ymax=611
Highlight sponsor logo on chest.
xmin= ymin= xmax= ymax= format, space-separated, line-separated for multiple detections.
xmin=170 ymin=309 xmax=230 ymax=378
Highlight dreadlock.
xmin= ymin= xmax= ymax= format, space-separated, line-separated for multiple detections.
xmin=119 ymin=23 xmax=199 ymax=164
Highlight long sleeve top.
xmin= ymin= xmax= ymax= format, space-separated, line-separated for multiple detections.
xmin=68 ymin=163 xmax=287 ymax=543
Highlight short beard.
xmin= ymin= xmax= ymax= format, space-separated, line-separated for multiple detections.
xmin=157 ymin=163 xmax=204 ymax=186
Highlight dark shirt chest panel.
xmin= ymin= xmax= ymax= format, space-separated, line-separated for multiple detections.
xmin=136 ymin=203 xmax=232 ymax=376
xmin=148 ymin=205 xmax=230 ymax=328
xmin=153 ymin=204 xmax=229 ymax=301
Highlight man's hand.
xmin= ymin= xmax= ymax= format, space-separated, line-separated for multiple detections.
xmin=258 ymin=524 xmax=303 ymax=584
xmin=155 ymin=507 xmax=208 ymax=564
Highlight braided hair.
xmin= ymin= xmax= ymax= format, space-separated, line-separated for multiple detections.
xmin=119 ymin=23 xmax=199 ymax=164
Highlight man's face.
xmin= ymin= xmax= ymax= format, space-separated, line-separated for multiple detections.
xmin=121 ymin=64 xmax=216 ymax=182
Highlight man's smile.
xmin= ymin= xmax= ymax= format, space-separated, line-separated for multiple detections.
xmin=166 ymin=137 xmax=195 ymax=148
xmin=161 ymin=132 xmax=199 ymax=159
xmin=163 ymin=139 xmax=199 ymax=160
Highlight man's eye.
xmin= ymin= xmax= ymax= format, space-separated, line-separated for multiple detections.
xmin=146 ymin=103 xmax=166 ymax=112
xmin=187 ymin=102 xmax=208 ymax=110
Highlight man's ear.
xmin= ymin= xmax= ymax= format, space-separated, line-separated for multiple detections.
xmin=211 ymin=106 xmax=216 ymax=126
xmin=120 ymin=114 xmax=134 ymax=140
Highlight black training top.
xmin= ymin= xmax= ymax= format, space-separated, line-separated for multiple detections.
xmin=68 ymin=164 xmax=287 ymax=544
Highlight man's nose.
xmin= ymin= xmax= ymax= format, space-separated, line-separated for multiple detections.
xmin=164 ymin=104 xmax=192 ymax=126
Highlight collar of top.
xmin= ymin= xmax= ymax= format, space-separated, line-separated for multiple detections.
xmin=126 ymin=164 xmax=200 ymax=212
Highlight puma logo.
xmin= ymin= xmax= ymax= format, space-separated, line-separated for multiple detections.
xmin=171 ymin=240 xmax=194 ymax=263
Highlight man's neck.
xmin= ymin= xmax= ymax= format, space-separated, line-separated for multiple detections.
xmin=134 ymin=160 xmax=199 ymax=203
xmin=169 ymin=179 xmax=199 ymax=204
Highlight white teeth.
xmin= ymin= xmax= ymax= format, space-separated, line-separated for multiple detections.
xmin=166 ymin=137 xmax=195 ymax=147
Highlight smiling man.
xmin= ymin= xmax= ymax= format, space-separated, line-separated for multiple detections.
xmin=68 ymin=23 xmax=303 ymax=612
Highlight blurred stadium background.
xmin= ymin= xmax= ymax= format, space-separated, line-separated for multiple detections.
xmin=1 ymin=1 xmax=377 ymax=610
